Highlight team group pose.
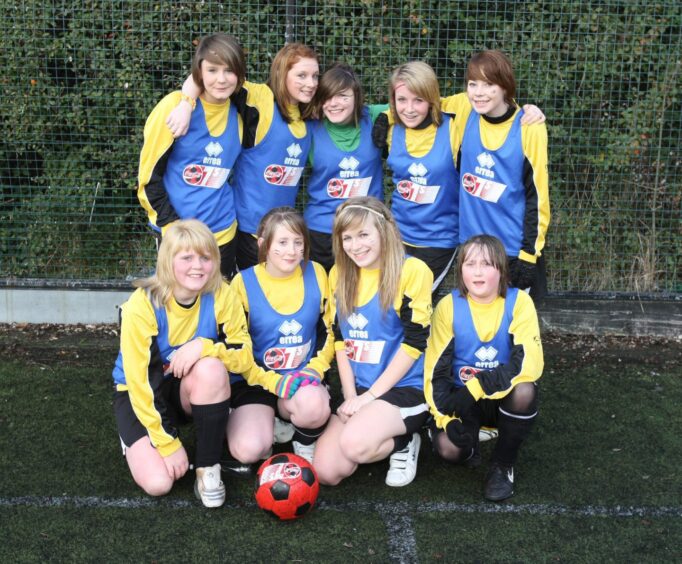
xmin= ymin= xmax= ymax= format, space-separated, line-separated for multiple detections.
xmin=120 ymin=34 xmax=548 ymax=505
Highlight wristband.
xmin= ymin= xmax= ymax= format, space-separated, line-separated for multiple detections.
xmin=367 ymin=389 xmax=376 ymax=400
xmin=180 ymin=93 xmax=196 ymax=110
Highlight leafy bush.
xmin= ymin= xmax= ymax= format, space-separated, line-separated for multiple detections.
xmin=0 ymin=0 xmax=679 ymax=293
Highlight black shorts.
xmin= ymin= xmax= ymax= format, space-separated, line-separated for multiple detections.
xmin=219 ymin=238 xmax=238 ymax=281
xmin=236 ymin=230 xmax=259 ymax=271
xmin=229 ymin=379 xmax=278 ymax=410
xmin=113 ymin=377 xmax=188 ymax=450
xmin=356 ymin=385 xmax=430 ymax=435
xmin=309 ymin=229 xmax=334 ymax=272
xmin=403 ymin=244 xmax=457 ymax=292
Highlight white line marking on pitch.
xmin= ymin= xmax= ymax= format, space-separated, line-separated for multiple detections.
xmin=3 ymin=496 xmax=681 ymax=564
xmin=1 ymin=496 xmax=681 ymax=518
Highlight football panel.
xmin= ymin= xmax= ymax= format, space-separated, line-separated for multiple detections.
xmin=295 ymin=502 xmax=312 ymax=517
xmin=270 ymin=479 xmax=290 ymax=501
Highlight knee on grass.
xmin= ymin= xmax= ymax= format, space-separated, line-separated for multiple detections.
xmin=138 ymin=473 xmax=174 ymax=497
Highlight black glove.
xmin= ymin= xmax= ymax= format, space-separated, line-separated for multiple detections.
xmin=509 ymin=257 xmax=537 ymax=290
xmin=371 ymin=112 xmax=389 ymax=150
xmin=446 ymin=418 xmax=474 ymax=450
xmin=450 ymin=385 xmax=476 ymax=419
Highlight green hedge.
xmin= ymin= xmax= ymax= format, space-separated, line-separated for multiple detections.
xmin=0 ymin=0 xmax=680 ymax=292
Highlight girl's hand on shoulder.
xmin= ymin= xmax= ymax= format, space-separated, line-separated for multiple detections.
xmin=168 ymin=338 xmax=204 ymax=378
xmin=520 ymin=104 xmax=546 ymax=125
xmin=163 ymin=446 xmax=189 ymax=480
xmin=166 ymin=100 xmax=193 ymax=138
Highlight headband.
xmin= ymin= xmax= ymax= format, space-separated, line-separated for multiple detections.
xmin=343 ymin=204 xmax=385 ymax=219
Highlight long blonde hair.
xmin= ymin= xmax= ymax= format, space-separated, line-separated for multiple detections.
xmin=135 ymin=220 xmax=223 ymax=308
xmin=332 ymin=197 xmax=404 ymax=318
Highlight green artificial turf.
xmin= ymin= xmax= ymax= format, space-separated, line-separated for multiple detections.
xmin=0 ymin=333 xmax=680 ymax=562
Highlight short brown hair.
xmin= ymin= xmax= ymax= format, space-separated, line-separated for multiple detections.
xmin=256 ymin=207 xmax=310 ymax=266
xmin=455 ymin=234 xmax=509 ymax=298
xmin=309 ymin=62 xmax=364 ymax=126
xmin=268 ymin=43 xmax=319 ymax=123
xmin=191 ymin=34 xmax=246 ymax=93
xmin=465 ymin=50 xmax=516 ymax=107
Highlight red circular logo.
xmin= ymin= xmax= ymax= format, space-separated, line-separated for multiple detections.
xmin=264 ymin=165 xmax=285 ymax=184
xmin=264 ymin=348 xmax=285 ymax=369
xmin=327 ymin=179 xmax=345 ymax=198
xmin=183 ymin=164 xmax=205 ymax=185
xmin=462 ymin=173 xmax=476 ymax=194
xmin=459 ymin=366 xmax=479 ymax=382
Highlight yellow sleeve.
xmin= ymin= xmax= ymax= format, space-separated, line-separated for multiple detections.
xmin=423 ymin=293 xmax=457 ymax=430
xmin=397 ymin=257 xmax=433 ymax=358
xmin=520 ymin=123 xmax=550 ymax=262
xmin=328 ymin=266 xmax=346 ymax=352
xmin=508 ymin=292 xmax=544 ymax=384
xmin=442 ymin=91 xmax=472 ymax=152
xmin=137 ymin=92 xmax=181 ymax=228
xmin=199 ymin=282 xmax=253 ymax=374
xmin=239 ymin=80 xmax=275 ymax=147
xmin=119 ymin=289 xmax=182 ymax=457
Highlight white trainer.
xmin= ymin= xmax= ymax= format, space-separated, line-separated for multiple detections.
xmin=194 ymin=463 xmax=225 ymax=508
xmin=273 ymin=417 xmax=295 ymax=444
xmin=479 ymin=426 xmax=499 ymax=442
xmin=292 ymin=440 xmax=316 ymax=464
xmin=385 ymin=433 xmax=421 ymax=487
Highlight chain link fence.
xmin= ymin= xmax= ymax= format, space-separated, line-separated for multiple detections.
xmin=1 ymin=0 xmax=680 ymax=295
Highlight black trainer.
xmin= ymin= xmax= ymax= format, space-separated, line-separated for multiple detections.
xmin=220 ymin=457 xmax=253 ymax=478
xmin=484 ymin=462 xmax=514 ymax=501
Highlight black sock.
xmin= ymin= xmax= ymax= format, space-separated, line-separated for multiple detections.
xmin=292 ymin=422 xmax=328 ymax=446
xmin=391 ymin=433 xmax=411 ymax=453
xmin=191 ymin=399 xmax=230 ymax=468
xmin=492 ymin=407 xmax=537 ymax=466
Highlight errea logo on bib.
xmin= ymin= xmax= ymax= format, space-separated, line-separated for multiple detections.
xmin=285 ymin=143 xmax=302 ymax=165
xmin=279 ymin=319 xmax=303 ymax=344
xmin=339 ymin=156 xmax=360 ymax=178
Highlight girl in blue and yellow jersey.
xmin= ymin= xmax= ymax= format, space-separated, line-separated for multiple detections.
xmin=137 ymin=34 xmax=246 ymax=279
xmin=112 ymin=220 xmax=253 ymax=508
xmin=373 ymin=62 xmax=546 ymax=294
xmin=313 ymin=197 xmax=433 ymax=488
xmin=456 ymin=50 xmax=550 ymax=298
xmin=304 ymin=63 xmax=386 ymax=271
xmin=424 ymin=234 xmax=543 ymax=501
xmin=168 ymin=44 xmax=320 ymax=271
xmin=383 ymin=62 xmax=460 ymax=292
xmin=227 ymin=207 xmax=334 ymax=465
